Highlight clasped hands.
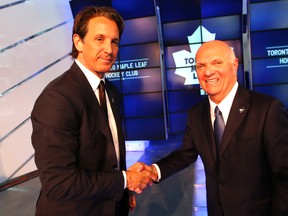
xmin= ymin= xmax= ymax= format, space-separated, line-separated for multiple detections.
xmin=126 ymin=162 xmax=158 ymax=194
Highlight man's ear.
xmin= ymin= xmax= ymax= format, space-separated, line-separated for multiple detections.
xmin=73 ymin=34 xmax=84 ymax=53
xmin=232 ymin=57 xmax=239 ymax=74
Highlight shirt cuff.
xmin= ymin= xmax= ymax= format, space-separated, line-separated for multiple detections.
xmin=152 ymin=163 xmax=161 ymax=182
xmin=122 ymin=171 xmax=127 ymax=189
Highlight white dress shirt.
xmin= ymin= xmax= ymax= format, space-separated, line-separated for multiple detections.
xmin=209 ymin=82 xmax=238 ymax=127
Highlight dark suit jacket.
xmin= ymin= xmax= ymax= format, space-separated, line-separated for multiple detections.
xmin=31 ymin=62 xmax=129 ymax=216
xmin=157 ymin=85 xmax=288 ymax=216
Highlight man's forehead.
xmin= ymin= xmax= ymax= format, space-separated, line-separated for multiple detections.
xmin=196 ymin=46 xmax=230 ymax=60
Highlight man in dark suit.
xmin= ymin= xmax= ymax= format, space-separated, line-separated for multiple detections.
xmin=140 ymin=40 xmax=288 ymax=215
xmin=31 ymin=6 xmax=154 ymax=216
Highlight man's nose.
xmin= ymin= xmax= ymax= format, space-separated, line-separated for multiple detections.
xmin=204 ymin=65 xmax=214 ymax=76
xmin=104 ymin=41 xmax=113 ymax=54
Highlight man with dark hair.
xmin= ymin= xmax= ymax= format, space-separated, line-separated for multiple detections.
xmin=31 ymin=6 xmax=155 ymax=216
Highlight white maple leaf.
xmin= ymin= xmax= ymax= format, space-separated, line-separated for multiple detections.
xmin=173 ymin=26 xmax=216 ymax=85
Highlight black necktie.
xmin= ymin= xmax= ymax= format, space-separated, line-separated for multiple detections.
xmin=214 ymin=106 xmax=225 ymax=154
xmin=99 ymin=81 xmax=119 ymax=168
xmin=98 ymin=80 xmax=108 ymax=119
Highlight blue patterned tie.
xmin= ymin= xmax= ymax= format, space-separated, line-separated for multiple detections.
xmin=214 ymin=106 xmax=225 ymax=154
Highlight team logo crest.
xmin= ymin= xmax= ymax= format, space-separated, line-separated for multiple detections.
xmin=172 ymin=26 xmax=216 ymax=85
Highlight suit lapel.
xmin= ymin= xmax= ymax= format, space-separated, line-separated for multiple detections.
xmin=69 ymin=62 xmax=113 ymax=141
xmin=219 ymin=85 xmax=251 ymax=158
xmin=105 ymin=81 xmax=126 ymax=168
xmin=200 ymin=100 xmax=218 ymax=162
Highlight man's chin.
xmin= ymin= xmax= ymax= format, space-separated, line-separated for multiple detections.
xmin=97 ymin=66 xmax=113 ymax=73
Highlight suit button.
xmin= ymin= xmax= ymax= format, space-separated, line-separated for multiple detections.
xmin=113 ymin=165 xmax=118 ymax=170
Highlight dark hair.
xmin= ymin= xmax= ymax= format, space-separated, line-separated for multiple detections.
xmin=71 ymin=6 xmax=124 ymax=58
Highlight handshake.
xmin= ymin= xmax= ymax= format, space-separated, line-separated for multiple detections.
xmin=126 ymin=162 xmax=158 ymax=194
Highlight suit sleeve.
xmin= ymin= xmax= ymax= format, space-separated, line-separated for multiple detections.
xmin=264 ymin=99 xmax=288 ymax=214
xmin=31 ymin=87 xmax=125 ymax=202
xmin=156 ymin=110 xmax=199 ymax=181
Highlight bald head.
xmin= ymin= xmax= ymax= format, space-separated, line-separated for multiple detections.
xmin=196 ymin=40 xmax=236 ymax=63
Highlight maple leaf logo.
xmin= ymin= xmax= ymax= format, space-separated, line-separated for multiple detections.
xmin=173 ymin=26 xmax=216 ymax=85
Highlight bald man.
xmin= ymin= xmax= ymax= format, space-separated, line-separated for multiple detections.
xmin=141 ymin=40 xmax=288 ymax=216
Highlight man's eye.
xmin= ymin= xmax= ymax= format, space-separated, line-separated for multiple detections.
xmin=96 ymin=37 xmax=103 ymax=41
xmin=196 ymin=64 xmax=204 ymax=70
xmin=113 ymin=40 xmax=119 ymax=46
xmin=214 ymin=61 xmax=223 ymax=66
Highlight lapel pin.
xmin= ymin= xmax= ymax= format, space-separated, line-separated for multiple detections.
xmin=239 ymin=107 xmax=245 ymax=113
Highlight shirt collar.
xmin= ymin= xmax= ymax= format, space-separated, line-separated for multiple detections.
xmin=209 ymin=82 xmax=238 ymax=122
xmin=75 ymin=59 xmax=104 ymax=92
